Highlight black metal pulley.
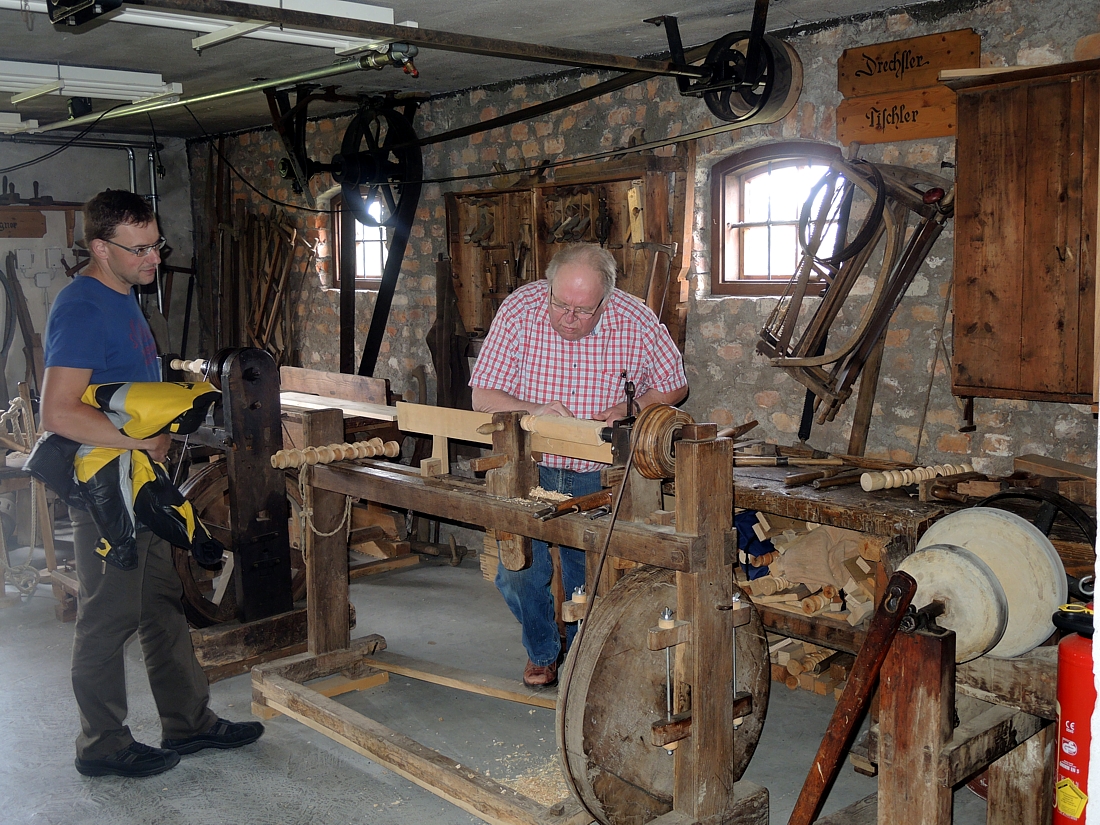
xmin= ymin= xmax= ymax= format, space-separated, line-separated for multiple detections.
xmin=649 ymin=0 xmax=801 ymax=124
xmin=331 ymin=106 xmax=422 ymax=227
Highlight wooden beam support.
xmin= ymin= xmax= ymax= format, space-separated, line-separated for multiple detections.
xmin=673 ymin=433 xmax=737 ymax=821
xmin=986 ymin=723 xmax=1055 ymax=825
xmin=956 ymin=646 xmax=1058 ymax=720
xmin=938 ymin=701 xmax=1047 ymax=786
xmin=877 ymin=628 xmax=955 ymax=825
xmin=254 ymin=672 xmax=576 ymax=825
xmin=301 ymin=407 xmax=351 ymax=654
xmin=314 ymin=462 xmax=701 ymax=570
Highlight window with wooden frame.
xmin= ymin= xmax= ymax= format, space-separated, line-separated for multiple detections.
xmin=331 ymin=194 xmax=388 ymax=290
xmin=710 ymin=142 xmax=842 ymax=296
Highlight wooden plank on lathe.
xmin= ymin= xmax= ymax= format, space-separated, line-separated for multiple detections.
xmin=280 ymin=365 xmax=390 ymax=404
xmin=280 ymin=391 xmax=397 ymax=421
xmin=397 ymin=401 xmax=493 ymax=444
xmin=838 ymin=29 xmax=980 ymax=97
xmin=836 ymin=84 xmax=958 ymax=145
xmin=1013 ymin=453 xmax=1097 ymax=480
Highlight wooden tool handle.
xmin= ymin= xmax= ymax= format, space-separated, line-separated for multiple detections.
xmin=787 ymin=571 xmax=918 ymax=825
xmin=535 ymin=488 xmax=613 ymax=520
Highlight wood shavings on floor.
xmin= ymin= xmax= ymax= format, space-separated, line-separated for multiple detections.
xmin=493 ymin=753 xmax=570 ymax=807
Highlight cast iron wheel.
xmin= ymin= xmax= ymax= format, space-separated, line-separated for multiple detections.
xmin=172 ymin=461 xmax=306 ymax=628
xmin=976 ymin=488 xmax=1096 ymax=548
xmin=701 ymin=31 xmax=797 ymax=123
xmin=332 ymin=106 xmax=422 ymax=228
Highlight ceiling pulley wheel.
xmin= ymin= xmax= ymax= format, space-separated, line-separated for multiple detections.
xmin=701 ymin=32 xmax=801 ymax=124
xmin=556 ymin=566 xmax=769 ymax=825
xmin=907 ymin=507 xmax=1067 ymax=660
xmin=331 ymin=106 xmax=422 ymax=228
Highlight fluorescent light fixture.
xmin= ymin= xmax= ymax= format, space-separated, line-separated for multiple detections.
xmin=0 ymin=1 xmax=409 ymax=55
xmin=0 ymin=60 xmax=182 ymax=105
xmin=0 ymin=112 xmax=39 ymax=133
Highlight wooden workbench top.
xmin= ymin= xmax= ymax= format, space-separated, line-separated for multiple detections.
xmin=732 ymin=466 xmax=949 ymax=545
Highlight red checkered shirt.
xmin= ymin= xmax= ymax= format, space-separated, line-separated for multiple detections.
xmin=469 ymin=280 xmax=687 ymax=471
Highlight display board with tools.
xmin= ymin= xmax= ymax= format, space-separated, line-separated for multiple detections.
xmin=446 ymin=150 xmax=694 ymax=351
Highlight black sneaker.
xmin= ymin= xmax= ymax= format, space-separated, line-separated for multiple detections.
xmin=161 ymin=718 xmax=264 ymax=755
xmin=75 ymin=742 xmax=181 ymax=778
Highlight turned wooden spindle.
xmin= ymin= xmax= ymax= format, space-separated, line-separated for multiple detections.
xmin=860 ymin=463 xmax=974 ymax=492
xmin=169 ymin=357 xmax=211 ymax=374
xmin=271 ymin=439 xmax=400 ymax=469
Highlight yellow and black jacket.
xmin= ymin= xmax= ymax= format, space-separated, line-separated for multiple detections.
xmin=26 ymin=381 xmax=223 ymax=571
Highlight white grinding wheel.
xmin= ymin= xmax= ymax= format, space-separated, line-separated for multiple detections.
xmin=916 ymin=508 xmax=1067 ymax=658
xmin=898 ymin=543 xmax=1008 ymax=663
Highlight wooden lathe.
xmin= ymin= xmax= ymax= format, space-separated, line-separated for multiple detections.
xmin=246 ymin=401 xmax=1061 ymax=825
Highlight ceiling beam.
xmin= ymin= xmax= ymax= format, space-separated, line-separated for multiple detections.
xmin=141 ymin=0 xmax=708 ymax=79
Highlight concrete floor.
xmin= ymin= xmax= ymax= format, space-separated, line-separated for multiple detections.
xmin=0 ymin=551 xmax=990 ymax=825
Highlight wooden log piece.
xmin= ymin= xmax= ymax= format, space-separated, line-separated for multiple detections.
xmin=519 ymin=414 xmax=609 ymax=447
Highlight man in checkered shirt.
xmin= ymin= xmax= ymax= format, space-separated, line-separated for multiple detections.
xmin=470 ymin=243 xmax=688 ymax=686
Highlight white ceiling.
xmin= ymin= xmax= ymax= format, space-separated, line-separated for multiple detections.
xmin=1 ymin=0 xmax=918 ymax=139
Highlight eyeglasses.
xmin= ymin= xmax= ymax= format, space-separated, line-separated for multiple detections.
xmin=548 ymin=290 xmax=605 ymax=320
xmin=102 ymin=237 xmax=167 ymax=258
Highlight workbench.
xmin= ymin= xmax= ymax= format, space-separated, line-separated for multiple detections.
xmin=734 ymin=464 xmax=1070 ymax=825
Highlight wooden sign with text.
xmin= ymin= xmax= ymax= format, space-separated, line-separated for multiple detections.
xmin=0 ymin=207 xmax=47 ymax=238
xmin=839 ymin=29 xmax=980 ymax=97
xmin=836 ymin=84 xmax=957 ymax=145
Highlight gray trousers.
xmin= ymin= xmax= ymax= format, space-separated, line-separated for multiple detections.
xmin=71 ymin=508 xmax=217 ymax=759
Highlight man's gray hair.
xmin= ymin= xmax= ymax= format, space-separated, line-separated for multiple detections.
xmin=545 ymin=244 xmax=617 ymax=297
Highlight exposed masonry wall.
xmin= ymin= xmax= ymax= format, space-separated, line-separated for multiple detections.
xmin=188 ymin=0 xmax=1100 ymax=475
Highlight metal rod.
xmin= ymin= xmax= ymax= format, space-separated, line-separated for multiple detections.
xmin=419 ymin=42 xmax=711 ymax=147
xmin=23 ymin=54 xmax=385 ymax=135
xmin=144 ymin=0 xmax=706 ymax=78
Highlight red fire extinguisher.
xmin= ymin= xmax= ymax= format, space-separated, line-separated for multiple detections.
xmin=1054 ymin=604 xmax=1095 ymax=823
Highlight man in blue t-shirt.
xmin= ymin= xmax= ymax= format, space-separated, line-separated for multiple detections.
xmin=41 ymin=190 xmax=263 ymax=778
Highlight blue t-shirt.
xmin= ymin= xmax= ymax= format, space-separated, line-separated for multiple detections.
xmin=44 ymin=275 xmax=159 ymax=384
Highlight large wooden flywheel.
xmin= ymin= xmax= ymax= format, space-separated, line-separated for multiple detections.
xmin=557 ymin=566 xmax=770 ymax=825
xmin=172 ymin=461 xmax=307 ymax=627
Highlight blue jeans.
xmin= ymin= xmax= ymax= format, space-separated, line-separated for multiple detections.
xmin=495 ymin=465 xmax=603 ymax=667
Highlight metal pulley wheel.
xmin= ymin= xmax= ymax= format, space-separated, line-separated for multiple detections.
xmin=901 ymin=507 xmax=1067 ymax=661
xmin=172 ymin=461 xmax=307 ymax=628
xmin=700 ymin=31 xmax=802 ymax=123
xmin=631 ymin=405 xmax=694 ymax=480
xmin=331 ymin=106 xmax=422 ymax=227
xmin=557 ymin=566 xmax=769 ymax=825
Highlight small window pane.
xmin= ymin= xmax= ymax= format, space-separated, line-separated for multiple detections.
xmin=743 ymin=173 xmax=771 ymax=223
xmin=742 ymin=226 xmax=771 ymax=279
xmin=770 ymin=224 xmax=798 ymax=275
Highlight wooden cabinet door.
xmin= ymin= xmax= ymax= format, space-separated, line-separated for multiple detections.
xmin=951 ymin=62 xmax=1099 ymax=403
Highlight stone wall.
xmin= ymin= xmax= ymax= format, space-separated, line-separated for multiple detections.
xmin=187 ymin=0 xmax=1100 ymax=475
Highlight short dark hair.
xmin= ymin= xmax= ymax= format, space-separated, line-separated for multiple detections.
xmin=83 ymin=190 xmax=156 ymax=245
